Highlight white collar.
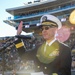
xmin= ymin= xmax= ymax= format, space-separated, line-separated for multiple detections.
xmin=44 ymin=38 xmax=56 ymax=52
xmin=46 ymin=38 xmax=56 ymax=46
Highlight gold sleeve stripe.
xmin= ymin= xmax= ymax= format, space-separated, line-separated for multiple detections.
xmin=15 ymin=42 xmax=24 ymax=48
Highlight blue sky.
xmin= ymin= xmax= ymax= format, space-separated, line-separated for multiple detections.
xmin=0 ymin=0 xmax=34 ymax=37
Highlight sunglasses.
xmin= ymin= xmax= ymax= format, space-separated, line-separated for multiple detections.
xmin=41 ymin=25 xmax=57 ymax=31
xmin=41 ymin=26 xmax=50 ymax=31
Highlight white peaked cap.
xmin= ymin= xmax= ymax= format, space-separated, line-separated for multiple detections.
xmin=40 ymin=14 xmax=62 ymax=29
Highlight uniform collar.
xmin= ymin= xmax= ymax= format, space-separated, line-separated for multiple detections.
xmin=46 ymin=38 xmax=56 ymax=46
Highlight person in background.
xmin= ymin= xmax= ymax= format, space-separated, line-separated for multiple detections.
xmin=36 ymin=14 xmax=72 ymax=75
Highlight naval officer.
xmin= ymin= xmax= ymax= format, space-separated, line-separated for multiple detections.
xmin=17 ymin=14 xmax=72 ymax=75
xmin=35 ymin=14 xmax=72 ymax=75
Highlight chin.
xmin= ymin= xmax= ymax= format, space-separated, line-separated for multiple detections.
xmin=44 ymin=37 xmax=49 ymax=40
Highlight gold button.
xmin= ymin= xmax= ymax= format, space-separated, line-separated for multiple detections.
xmin=44 ymin=67 xmax=47 ymax=69
xmin=37 ymin=66 xmax=40 ymax=68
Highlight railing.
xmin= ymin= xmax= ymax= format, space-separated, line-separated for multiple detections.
xmin=13 ymin=4 xmax=75 ymax=20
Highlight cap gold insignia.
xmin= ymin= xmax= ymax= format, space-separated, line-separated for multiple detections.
xmin=42 ymin=22 xmax=57 ymax=26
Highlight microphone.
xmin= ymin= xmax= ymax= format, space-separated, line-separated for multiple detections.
xmin=15 ymin=35 xmax=32 ymax=39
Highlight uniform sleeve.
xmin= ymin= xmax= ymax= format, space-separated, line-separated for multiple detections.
xmin=58 ymin=46 xmax=72 ymax=75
